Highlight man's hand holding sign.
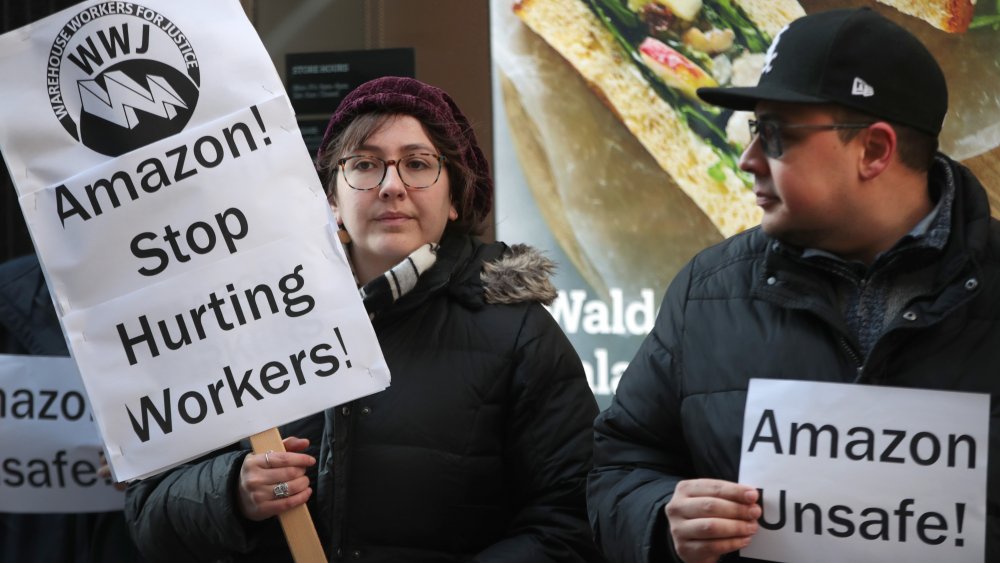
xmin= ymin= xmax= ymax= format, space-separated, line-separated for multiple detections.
xmin=0 ymin=1 xmax=391 ymax=560
xmin=664 ymin=479 xmax=761 ymax=563
xmin=654 ymin=379 xmax=989 ymax=563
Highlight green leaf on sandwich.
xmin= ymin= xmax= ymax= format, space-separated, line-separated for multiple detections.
xmin=587 ymin=0 xmax=773 ymax=187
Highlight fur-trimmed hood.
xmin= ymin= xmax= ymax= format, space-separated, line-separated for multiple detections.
xmin=481 ymin=244 xmax=558 ymax=306
xmin=399 ymin=235 xmax=559 ymax=315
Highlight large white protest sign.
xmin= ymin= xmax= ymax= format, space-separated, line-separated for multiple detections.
xmin=0 ymin=0 xmax=390 ymax=481
xmin=739 ymin=379 xmax=989 ymax=563
xmin=0 ymin=354 xmax=125 ymax=513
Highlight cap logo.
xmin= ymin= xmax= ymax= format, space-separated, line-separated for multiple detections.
xmin=851 ymin=77 xmax=874 ymax=97
xmin=761 ymin=26 xmax=787 ymax=75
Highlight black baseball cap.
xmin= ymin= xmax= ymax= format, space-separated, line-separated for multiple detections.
xmin=697 ymin=8 xmax=947 ymax=136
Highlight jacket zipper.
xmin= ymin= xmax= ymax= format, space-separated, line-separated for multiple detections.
xmin=838 ymin=337 xmax=863 ymax=381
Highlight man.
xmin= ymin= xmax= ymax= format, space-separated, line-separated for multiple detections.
xmin=588 ymin=8 xmax=999 ymax=563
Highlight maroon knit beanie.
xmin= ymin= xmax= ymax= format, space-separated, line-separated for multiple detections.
xmin=316 ymin=76 xmax=493 ymax=222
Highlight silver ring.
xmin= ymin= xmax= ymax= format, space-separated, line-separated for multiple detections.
xmin=273 ymin=482 xmax=290 ymax=499
xmin=264 ymin=450 xmax=273 ymax=468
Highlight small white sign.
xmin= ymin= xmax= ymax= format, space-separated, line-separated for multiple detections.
xmin=739 ymin=379 xmax=988 ymax=563
xmin=0 ymin=354 xmax=124 ymax=513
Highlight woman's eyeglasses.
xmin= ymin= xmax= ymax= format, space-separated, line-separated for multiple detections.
xmin=337 ymin=153 xmax=447 ymax=191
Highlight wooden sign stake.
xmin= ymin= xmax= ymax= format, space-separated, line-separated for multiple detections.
xmin=250 ymin=427 xmax=326 ymax=563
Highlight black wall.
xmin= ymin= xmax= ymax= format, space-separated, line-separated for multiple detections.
xmin=0 ymin=0 xmax=80 ymax=262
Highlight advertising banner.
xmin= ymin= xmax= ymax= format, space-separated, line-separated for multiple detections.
xmin=491 ymin=0 xmax=1000 ymax=407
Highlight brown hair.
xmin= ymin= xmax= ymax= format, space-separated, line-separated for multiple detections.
xmin=319 ymin=112 xmax=486 ymax=236
xmin=832 ymin=107 xmax=937 ymax=172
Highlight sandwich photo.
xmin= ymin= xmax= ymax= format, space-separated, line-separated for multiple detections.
xmin=847 ymin=0 xmax=975 ymax=32
xmin=493 ymin=0 xmax=1000 ymax=296
xmin=513 ymin=0 xmax=802 ymax=239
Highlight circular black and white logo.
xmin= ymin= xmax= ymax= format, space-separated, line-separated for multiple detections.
xmin=46 ymin=2 xmax=200 ymax=156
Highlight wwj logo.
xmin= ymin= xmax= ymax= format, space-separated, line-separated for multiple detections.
xmin=46 ymin=2 xmax=200 ymax=156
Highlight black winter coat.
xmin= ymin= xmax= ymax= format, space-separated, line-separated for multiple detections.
xmin=589 ymin=156 xmax=1000 ymax=562
xmin=0 ymin=254 xmax=143 ymax=563
xmin=126 ymin=234 xmax=605 ymax=562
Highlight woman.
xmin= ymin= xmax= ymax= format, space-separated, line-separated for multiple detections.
xmin=125 ymin=77 xmax=604 ymax=562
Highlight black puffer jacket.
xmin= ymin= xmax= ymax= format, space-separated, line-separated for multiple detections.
xmin=588 ymin=156 xmax=1000 ymax=562
xmin=0 ymin=254 xmax=67 ymax=356
xmin=126 ymin=234 xmax=604 ymax=562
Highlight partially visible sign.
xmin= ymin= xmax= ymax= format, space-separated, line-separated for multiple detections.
xmin=286 ymin=48 xmax=415 ymax=115
xmin=0 ymin=354 xmax=124 ymax=514
xmin=739 ymin=379 xmax=989 ymax=563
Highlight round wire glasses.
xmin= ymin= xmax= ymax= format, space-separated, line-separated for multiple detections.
xmin=337 ymin=153 xmax=447 ymax=191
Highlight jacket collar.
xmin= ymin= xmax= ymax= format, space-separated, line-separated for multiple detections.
xmin=753 ymin=154 xmax=988 ymax=318
xmin=374 ymin=232 xmax=557 ymax=320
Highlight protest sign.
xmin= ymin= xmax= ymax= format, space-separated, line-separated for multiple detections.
xmin=0 ymin=0 xmax=389 ymax=485
xmin=740 ymin=379 xmax=989 ymax=563
xmin=0 ymin=354 xmax=124 ymax=513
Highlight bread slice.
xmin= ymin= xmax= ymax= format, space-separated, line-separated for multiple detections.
xmin=730 ymin=0 xmax=811 ymax=37
xmin=875 ymin=0 xmax=974 ymax=33
xmin=514 ymin=0 xmax=803 ymax=237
